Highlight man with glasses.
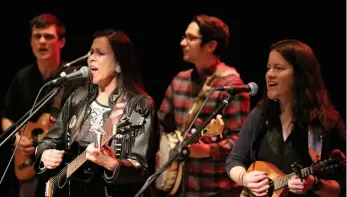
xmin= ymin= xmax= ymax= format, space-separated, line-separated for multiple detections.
xmin=1 ymin=13 xmax=83 ymax=197
xmin=157 ymin=14 xmax=251 ymax=197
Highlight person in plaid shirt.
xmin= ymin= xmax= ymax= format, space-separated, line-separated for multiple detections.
xmin=157 ymin=14 xmax=251 ymax=197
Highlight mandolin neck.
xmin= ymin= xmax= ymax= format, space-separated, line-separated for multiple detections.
xmin=273 ymin=166 xmax=312 ymax=190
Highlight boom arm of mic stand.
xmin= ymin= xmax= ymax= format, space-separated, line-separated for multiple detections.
xmin=0 ymin=85 xmax=63 ymax=148
xmin=134 ymin=92 xmax=235 ymax=197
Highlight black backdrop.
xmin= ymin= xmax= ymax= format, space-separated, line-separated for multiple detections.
xmin=0 ymin=1 xmax=345 ymax=196
xmin=0 ymin=2 xmax=345 ymax=119
xmin=0 ymin=2 xmax=345 ymax=118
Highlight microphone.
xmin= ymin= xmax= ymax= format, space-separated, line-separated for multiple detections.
xmin=47 ymin=66 xmax=91 ymax=86
xmin=215 ymin=82 xmax=259 ymax=96
xmin=63 ymin=52 xmax=90 ymax=67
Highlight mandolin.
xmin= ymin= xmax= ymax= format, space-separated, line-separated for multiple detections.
xmin=240 ymin=149 xmax=345 ymax=197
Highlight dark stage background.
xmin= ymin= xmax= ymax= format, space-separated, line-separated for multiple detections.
xmin=0 ymin=1 xmax=345 ymax=196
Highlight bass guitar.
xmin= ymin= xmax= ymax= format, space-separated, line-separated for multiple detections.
xmin=240 ymin=149 xmax=345 ymax=197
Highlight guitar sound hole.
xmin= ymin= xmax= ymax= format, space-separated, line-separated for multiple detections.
xmin=32 ymin=129 xmax=44 ymax=146
xmin=32 ymin=128 xmax=44 ymax=137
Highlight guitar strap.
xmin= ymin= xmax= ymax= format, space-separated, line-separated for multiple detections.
xmin=308 ymin=125 xmax=323 ymax=163
xmin=182 ymin=64 xmax=237 ymax=134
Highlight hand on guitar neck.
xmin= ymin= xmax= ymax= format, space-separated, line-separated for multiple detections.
xmin=187 ymin=114 xmax=224 ymax=158
xmin=2 ymin=117 xmax=35 ymax=155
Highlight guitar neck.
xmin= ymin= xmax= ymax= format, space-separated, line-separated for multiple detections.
xmin=65 ymin=127 xmax=116 ymax=178
xmin=274 ymin=166 xmax=313 ymax=190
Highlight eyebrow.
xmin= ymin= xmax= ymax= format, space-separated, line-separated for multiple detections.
xmin=185 ymin=32 xmax=201 ymax=37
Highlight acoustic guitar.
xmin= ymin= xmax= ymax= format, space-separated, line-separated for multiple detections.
xmin=14 ymin=113 xmax=54 ymax=180
xmin=156 ymin=117 xmax=224 ymax=195
xmin=240 ymin=149 xmax=345 ymax=197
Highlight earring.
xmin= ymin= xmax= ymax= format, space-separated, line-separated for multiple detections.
xmin=116 ymin=64 xmax=121 ymax=73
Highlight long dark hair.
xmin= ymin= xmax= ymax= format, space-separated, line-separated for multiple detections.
xmin=72 ymin=29 xmax=150 ymax=140
xmin=260 ymin=39 xmax=340 ymax=132
xmin=90 ymin=29 xmax=148 ymax=97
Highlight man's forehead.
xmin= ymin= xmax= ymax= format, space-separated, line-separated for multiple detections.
xmin=185 ymin=22 xmax=201 ymax=36
xmin=32 ymin=25 xmax=57 ymax=35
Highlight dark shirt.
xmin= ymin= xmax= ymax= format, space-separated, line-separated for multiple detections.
xmin=1 ymin=63 xmax=85 ymax=197
xmin=3 ymin=63 xmax=85 ymax=124
xmin=256 ymin=125 xmax=313 ymax=175
xmin=226 ymin=106 xmax=346 ymax=197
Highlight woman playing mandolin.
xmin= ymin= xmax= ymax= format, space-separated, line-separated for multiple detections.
xmin=226 ymin=40 xmax=346 ymax=197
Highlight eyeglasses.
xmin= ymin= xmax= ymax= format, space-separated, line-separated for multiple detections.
xmin=182 ymin=34 xmax=203 ymax=42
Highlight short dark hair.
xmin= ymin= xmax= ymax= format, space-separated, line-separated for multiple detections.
xmin=192 ymin=14 xmax=229 ymax=56
xmin=30 ymin=13 xmax=66 ymax=39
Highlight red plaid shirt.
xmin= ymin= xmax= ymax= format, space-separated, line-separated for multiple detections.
xmin=158 ymin=63 xmax=251 ymax=197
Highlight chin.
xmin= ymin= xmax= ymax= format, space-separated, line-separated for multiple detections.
xmin=91 ymin=78 xmax=100 ymax=85
xmin=267 ymin=93 xmax=279 ymax=101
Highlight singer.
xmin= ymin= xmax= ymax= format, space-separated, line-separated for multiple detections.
xmin=34 ymin=29 xmax=158 ymax=197
xmin=157 ymin=14 xmax=250 ymax=197
xmin=226 ymin=40 xmax=346 ymax=197
xmin=1 ymin=13 xmax=84 ymax=197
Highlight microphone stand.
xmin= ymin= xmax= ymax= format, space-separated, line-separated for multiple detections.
xmin=0 ymin=84 xmax=64 ymax=185
xmin=134 ymin=90 xmax=235 ymax=197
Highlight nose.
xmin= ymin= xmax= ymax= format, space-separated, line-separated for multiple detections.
xmin=87 ymin=53 xmax=95 ymax=64
xmin=180 ymin=37 xmax=187 ymax=47
xmin=266 ymin=68 xmax=276 ymax=79
xmin=39 ymin=35 xmax=46 ymax=43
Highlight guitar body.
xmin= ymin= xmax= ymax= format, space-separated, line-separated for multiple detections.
xmin=14 ymin=113 xmax=54 ymax=180
xmin=240 ymin=161 xmax=289 ymax=197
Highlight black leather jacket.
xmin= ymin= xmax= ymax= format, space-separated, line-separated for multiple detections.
xmin=34 ymin=85 xmax=158 ymax=197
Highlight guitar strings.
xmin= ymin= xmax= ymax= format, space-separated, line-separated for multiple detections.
xmin=51 ymin=165 xmax=68 ymax=186
xmin=50 ymin=150 xmax=88 ymax=186
xmin=48 ymin=128 xmax=111 ymax=186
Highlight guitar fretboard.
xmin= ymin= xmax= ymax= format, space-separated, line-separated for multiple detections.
xmin=273 ymin=166 xmax=312 ymax=190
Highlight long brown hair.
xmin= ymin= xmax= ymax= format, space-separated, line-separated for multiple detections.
xmin=260 ymin=39 xmax=340 ymax=132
